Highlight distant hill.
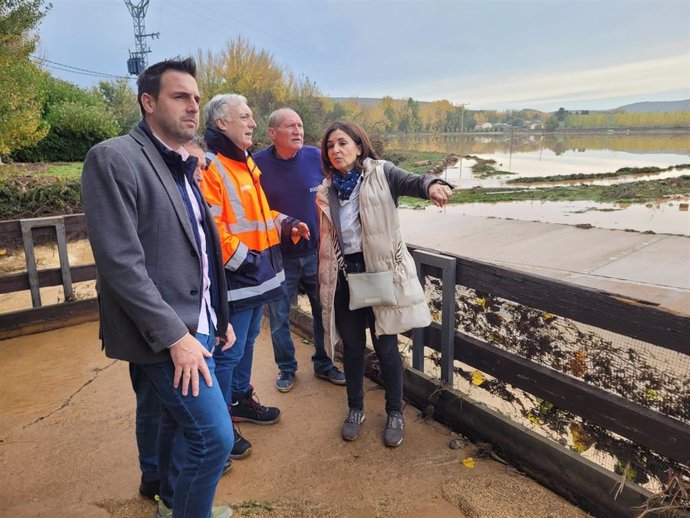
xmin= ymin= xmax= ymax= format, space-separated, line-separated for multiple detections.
xmin=330 ymin=97 xmax=386 ymax=108
xmin=330 ymin=97 xmax=433 ymax=108
xmin=329 ymin=97 xmax=690 ymax=114
xmin=615 ymin=99 xmax=690 ymax=113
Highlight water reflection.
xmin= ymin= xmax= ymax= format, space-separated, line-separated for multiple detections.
xmin=386 ymin=133 xmax=690 ymax=156
xmin=429 ymin=200 xmax=690 ymax=235
xmin=389 ymin=133 xmax=689 ymax=178
xmin=393 ymin=134 xmax=690 ymax=235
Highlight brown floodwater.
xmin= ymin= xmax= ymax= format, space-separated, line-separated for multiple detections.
xmin=422 ymin=200 xmax=690 ymax=235
xmin=439 ymin=158 xmax=688 ymax=189
xmin=386 ymin=132 xmax=690 ymax=157
xmin=391 ymin=132 xmax=690 ymax=186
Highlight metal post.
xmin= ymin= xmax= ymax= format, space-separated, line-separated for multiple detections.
xmin=412 ymin=249 xmax=457 ymax=384
xmin=20 ymin=216 xmax=74 ymax=308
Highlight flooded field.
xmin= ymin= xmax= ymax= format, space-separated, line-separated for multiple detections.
xmin=386 ymin=132 xmax=690 ymax=161
xmin=389 ymin=132 xmax=689 ymax=179
xmin=391 ymin=132 xmax=690 ymax=233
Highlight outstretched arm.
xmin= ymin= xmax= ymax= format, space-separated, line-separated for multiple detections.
xmin=383 ymin=161 xmax=454 ymax=206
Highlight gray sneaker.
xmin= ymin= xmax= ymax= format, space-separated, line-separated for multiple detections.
xmin=341 ymin=408 xmax=365 ymax=441
xmin=275 ymin=371 xmax=295 ymax=393
xmin=383 ymin=411 xmax=404 ymax=447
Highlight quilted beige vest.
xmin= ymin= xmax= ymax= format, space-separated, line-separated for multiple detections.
xmin=316 ymin=158 xmax=432 ymax=358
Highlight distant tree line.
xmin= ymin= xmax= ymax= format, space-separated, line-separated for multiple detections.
xmin=1 ymin=0 xmax=688 ymax=163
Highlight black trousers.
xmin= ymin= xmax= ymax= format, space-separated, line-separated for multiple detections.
xmin=334 ymin=258 xmax=403 ymax=414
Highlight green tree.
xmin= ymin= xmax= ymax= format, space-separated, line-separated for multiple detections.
xmin=13 ymin=75 xmax=119 ymax=161
xmin=328 ymin=101 xmax=347 ymax=121
xmin=284 ymin=74 xmax=327 ymax=146
xmin=0 ymin=0 xmax=51 ymax=161
xmin=407 ymin=97 xmax=421 ymax=132
xmin=545 ymin=115 xmax=559 ymax=132
xmin=95 ymin=78 xmax=139 ymax=135
xmin=380 ymin=96 xmax=398 ymax=133
xmin=555 ymin=107 xmax=569 ymax=121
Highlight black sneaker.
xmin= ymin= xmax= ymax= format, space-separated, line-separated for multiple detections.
xmin=231 ymin=425 xmax=252 ymax=459
xmin=139 ymin=475 xmax=159 ymax=501
xmin=231 ymin=391 xmax=281 ymax=425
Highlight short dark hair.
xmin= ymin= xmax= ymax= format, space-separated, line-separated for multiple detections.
xmin=320 ymin=121 xmax=379 ymax=176
xmin=137 ymin=57 xmax=197 ymax=117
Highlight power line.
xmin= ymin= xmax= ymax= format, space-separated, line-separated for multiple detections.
xmin=165 ymin=0 xmax=315 ymax=66
xmin=31 ymin=56 xmax=133 ymax=80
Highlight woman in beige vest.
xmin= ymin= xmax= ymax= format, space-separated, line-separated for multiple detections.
xmin=316 ymin=121 xmax=453 ymax=447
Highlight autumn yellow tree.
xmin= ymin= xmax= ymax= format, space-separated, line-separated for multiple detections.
xmin=196 ymin=37 xmax=287 ymax=118
xmin=0 ymin=0 xmax=50 ymax=161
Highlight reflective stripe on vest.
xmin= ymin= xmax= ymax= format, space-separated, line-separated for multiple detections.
xmin=226 ymin=240 xmax=249 ymax=271
xmin=206 ymin=153 xmax=277 ymax=234
xmin=227 ymin=268 xmax=286 ymax=301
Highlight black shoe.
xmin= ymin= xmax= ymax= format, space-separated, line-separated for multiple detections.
xmin=231 ymin=391 xmax=281 ymax=425
xmin=139 ymin=475 xmax=159 ymax=501
xmin=230 ymin=425 xmax=252 ymax=459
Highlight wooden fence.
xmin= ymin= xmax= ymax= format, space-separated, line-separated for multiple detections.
xmin=2 ymin=214 xmax=689 ymax=517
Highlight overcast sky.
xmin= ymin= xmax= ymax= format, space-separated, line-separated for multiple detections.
xmin=36 ymin=0 xmax=690 ymax=111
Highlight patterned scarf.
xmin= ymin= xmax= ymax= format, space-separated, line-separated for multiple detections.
xmin=332 ymin=169 xmax=361 ymax=201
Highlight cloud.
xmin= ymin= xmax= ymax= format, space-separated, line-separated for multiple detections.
xmin=410 ymin=54 xmax=690 ymax=110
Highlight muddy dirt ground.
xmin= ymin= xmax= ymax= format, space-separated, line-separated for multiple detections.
xmin=0 ymin=321 xmax=589 ymax=518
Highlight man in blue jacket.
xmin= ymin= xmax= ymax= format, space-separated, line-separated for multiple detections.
xmin=255 ymin=108 xmax=345 ymax=392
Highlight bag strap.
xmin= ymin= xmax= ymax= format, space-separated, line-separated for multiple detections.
xmin=331 ymin=221 xmax=404 ymax=279
xmin=330 ymin=222 xmax=349 ymax=279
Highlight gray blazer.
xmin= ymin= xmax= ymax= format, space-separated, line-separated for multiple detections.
xmin=81 ymin=125 xmax=228 ymax=364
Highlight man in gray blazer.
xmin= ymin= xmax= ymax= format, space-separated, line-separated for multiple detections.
xmin=82 ymin=58 xmax=234 ymax=518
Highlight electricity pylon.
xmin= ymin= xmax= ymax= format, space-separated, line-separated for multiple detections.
xmin=124 ymin=0 xmax=159 ymax=75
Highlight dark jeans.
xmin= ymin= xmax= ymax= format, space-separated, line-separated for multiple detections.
xmin=129 ymin=363 xmax=161 ymax=483
xmin=214 ymin=304 xmax=264 ymax=404
xmin=268 ymin=253 xmax=334 ymax=375
xmin=139 ymin=330 xmax=233 ymax=517
xmin=334 ymin=260 xmax=403 ymax=414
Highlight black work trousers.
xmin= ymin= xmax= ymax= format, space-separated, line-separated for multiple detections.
xmin=334 ymin=259 xmax=403 ymax=414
